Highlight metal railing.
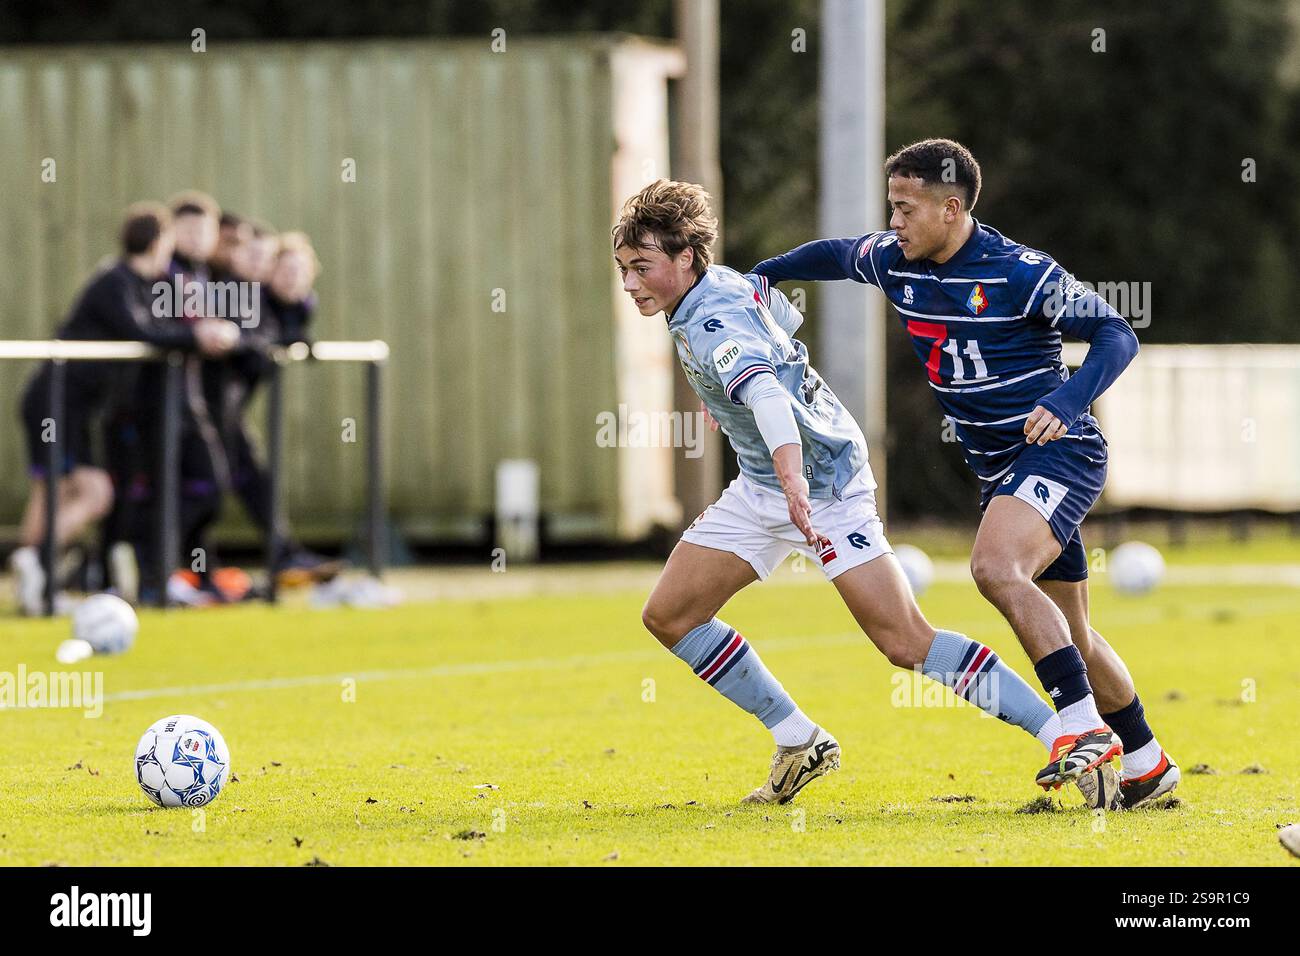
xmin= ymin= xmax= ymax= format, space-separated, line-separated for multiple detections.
xmin=0 ymin=339 xmax=389 ymax=614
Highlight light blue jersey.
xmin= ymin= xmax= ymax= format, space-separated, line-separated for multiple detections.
xmin=667 ymin=265 xmax=872 ymax=499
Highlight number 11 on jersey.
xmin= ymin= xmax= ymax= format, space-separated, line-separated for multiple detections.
xmin=906 ymin=320 xmax=990 ymax=385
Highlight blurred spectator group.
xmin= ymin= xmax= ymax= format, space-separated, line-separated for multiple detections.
xmin=8 ymin=191 xmax=341 ymax=615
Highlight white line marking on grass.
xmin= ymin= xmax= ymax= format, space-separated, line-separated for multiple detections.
xmin=81 ymin=590 xmax=1297 ymax=706
xmin=98 ymin=633 xmax=870 ymax=703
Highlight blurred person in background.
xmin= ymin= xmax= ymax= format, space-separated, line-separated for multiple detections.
xmin=208 ymin=211 xmax=251 ymax=284
xmin=169 ymin=191 xmax=220 ymax=288
xmin=226 ymin=228 xmax=342 ymax=586
xmin=114 ymin=190 xmax=241 ymax=606
xmin=265 ymin=232 xmax=319 ymax=348
xmin=206 ymin=215 xmax=274 ymax=431
xmin=8 ymin=202 xmax=236 ymax=614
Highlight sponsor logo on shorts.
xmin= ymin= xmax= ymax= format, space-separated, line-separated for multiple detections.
xmin=847 ymin=532 xmax=870 ymax=550
xmin=1013 ymin=474 xmax=1069 ymax=521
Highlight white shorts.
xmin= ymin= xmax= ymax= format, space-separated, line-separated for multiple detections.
xmin=680 ymin=469 xmax=892 ymax=582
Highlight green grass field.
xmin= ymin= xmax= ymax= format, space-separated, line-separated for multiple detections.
xmin=1 ymin=557 xmax=1298 ymax=866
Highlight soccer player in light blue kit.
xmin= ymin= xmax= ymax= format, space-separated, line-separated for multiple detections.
xmin=752 ymin=140 xmax=1179 ymax=807
xmin=613 ymin=180 xmax=1116 ymax=807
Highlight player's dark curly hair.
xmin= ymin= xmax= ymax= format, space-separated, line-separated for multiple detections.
xmin=612 ymin=179 xmax=718 ymax=275
xmin=885 ymin=139 xmax=982 ymax=212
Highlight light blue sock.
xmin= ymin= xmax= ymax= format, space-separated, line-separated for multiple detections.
xmin=922 ymin=629 xmax=1054 ymax=739
xmin=671 ymin=618 xmax=797 ymax=728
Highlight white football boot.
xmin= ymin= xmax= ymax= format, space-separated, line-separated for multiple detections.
xmin=1074 ymin=760 xmax=1123 ymax=810
xmin=741 ymin=726 xmax=841 ymax=805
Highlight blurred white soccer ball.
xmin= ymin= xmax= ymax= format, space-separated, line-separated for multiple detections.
xmin=134 ymin=714 xmax=231 ymax=808
xmin=1109 ymin=541 xmax=1166 ymax=595
xmin=55 ymin=639 xmax=95 ymax=664
xmin=894 ymin=544 xmax=935 ymax=597
xmin=72 ymin=593 xmax=138 ymax=654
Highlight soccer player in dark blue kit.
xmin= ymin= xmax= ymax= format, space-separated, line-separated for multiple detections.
xmin=752 ymin=139 xmax=1179 ymax=807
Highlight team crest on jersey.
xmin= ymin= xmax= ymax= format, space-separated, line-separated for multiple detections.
xmin=966 ymin=282 xmax=988 ymax=315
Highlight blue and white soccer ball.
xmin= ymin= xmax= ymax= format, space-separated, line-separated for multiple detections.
xmin=72 ymin=593 xmax=138 ymax=654
xmin=894 ymin=544 xmax=935 ymax=597
xmin=134 ymin=715 xmax=231 ymax=808
xmin=1109 ymin=541 xmax=1166 ymax=596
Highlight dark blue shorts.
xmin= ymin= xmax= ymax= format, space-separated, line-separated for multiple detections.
xmin=979 ymin=422 xmax=1108 ymax=583
xmin=21 ymin=378 xmax=94 ymax=479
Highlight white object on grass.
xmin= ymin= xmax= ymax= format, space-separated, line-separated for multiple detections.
xmin=894 ymin=544 xmax=935 ymax=597
xmin=1109 ymin=541 xmax=1166 ymax=596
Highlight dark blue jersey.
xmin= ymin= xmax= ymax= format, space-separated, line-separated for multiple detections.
xmin=752 ymin=220 xmax=1138 ymax=483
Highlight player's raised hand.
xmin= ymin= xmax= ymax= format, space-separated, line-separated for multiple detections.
xmin=1024 ymin=405 xmax=1068 ymax=445
xmin=700 ymin=400 xmax=719 ymax=432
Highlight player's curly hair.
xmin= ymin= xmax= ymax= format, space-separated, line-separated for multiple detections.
xmin=885 ymin=138 xmax=982 ymax=212
xmin=612 ymin=179 xmax=718 ymax=275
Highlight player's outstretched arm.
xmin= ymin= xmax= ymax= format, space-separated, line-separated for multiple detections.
xmin=91 ymin=274 xmax=198 ymax=351
xmin=740 ymin=373 xmax=824 ymax=548
xmin=751 ymin=236 xmax=866 ymax=285
xmin=772 ymin=441 xmax=821 ymax=547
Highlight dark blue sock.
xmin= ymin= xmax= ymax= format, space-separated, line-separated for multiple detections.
xmin=1101 ymin=694 xmax=1155 ymax=752
xmin=1033 ymin=646 xmax=1092 ymax=711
